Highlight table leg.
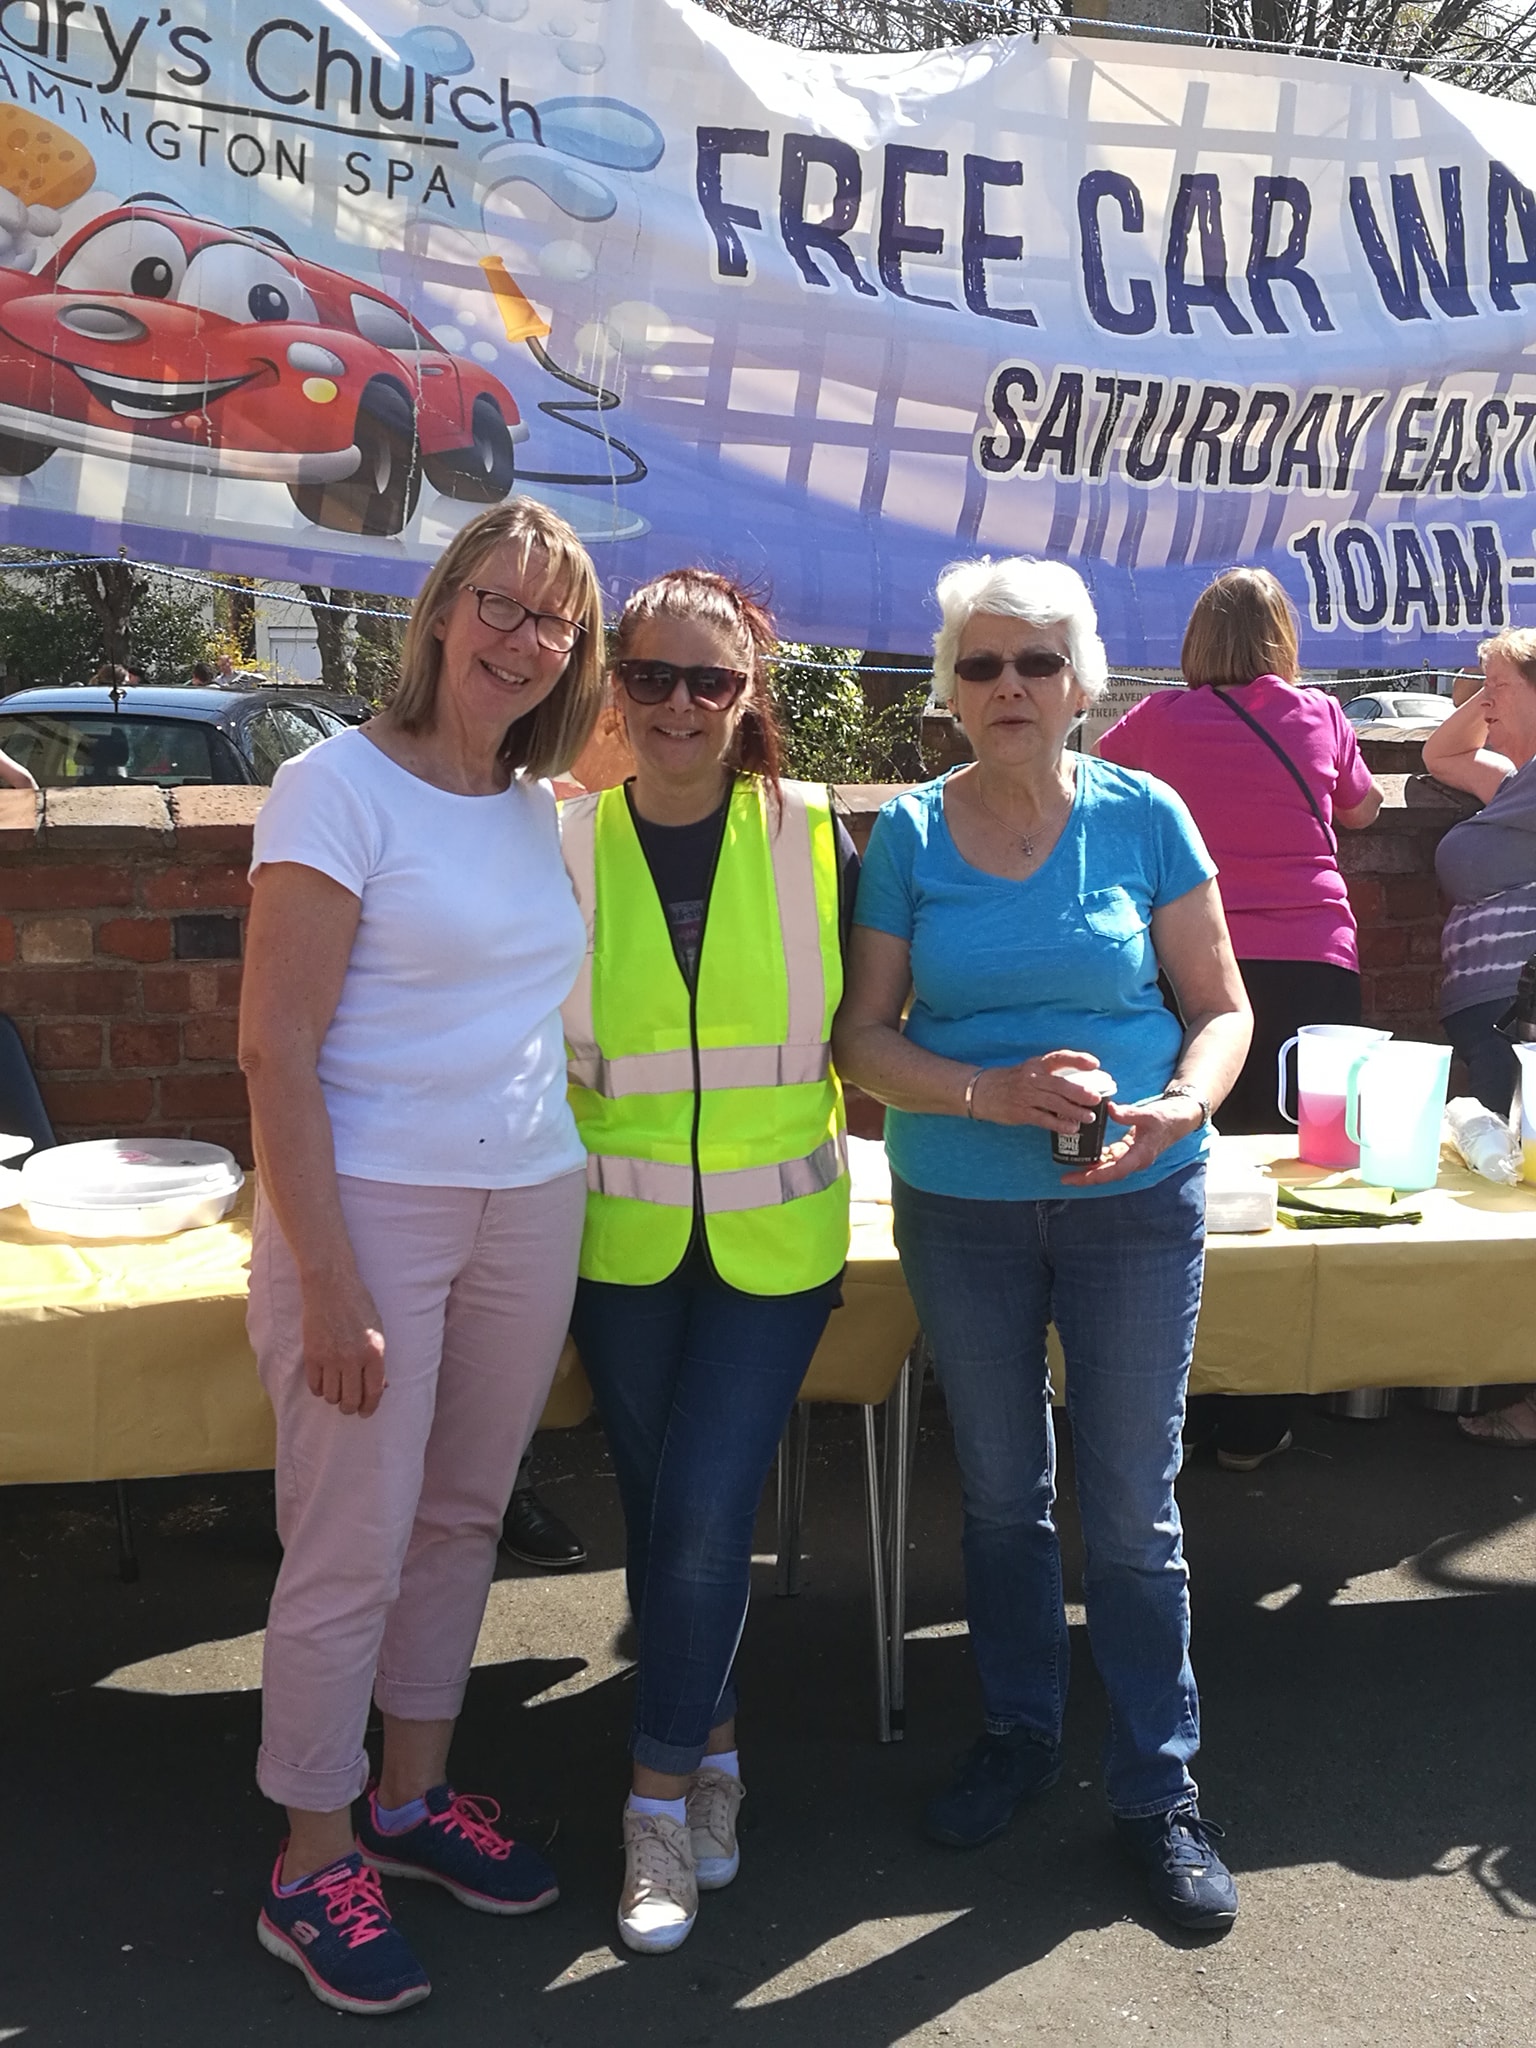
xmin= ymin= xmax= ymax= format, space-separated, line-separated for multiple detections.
xmin=113 ymin=1480 xmax=140 ymax=1585
xmin=860 ymin=1404 xmax=893 ymax=1744
xmin=775 ymin=1401 xmax=811 ymax=1598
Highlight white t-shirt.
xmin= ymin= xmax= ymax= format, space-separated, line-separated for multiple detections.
xmin=250 ymin=727 xmax=586 ymax=1189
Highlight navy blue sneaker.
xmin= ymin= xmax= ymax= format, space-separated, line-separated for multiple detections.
xmin=924 ymin=1730 xmax=1062 ymax=1848
xmin=357 ymin=1783 xmax=559 ymax=1916
xmin=1115 ymin=1802 xmax=1239 ymax=1931
xmin=257 ymin=1849 xmax=430 ymax=2015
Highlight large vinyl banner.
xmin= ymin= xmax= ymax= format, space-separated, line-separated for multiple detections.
xmin=0 ymin=0 xmax=1532 ymax=658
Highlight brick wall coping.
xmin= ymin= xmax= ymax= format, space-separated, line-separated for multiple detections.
xmin=0 ymin=774 xmax=1478 ymax=852
xmin=0 ymin=785 xmax=265 ymax=853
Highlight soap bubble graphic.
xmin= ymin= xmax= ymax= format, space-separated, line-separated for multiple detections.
xmin=539 ymin=239 xmax=595 ymax=282
xmin=559 ymin=42 xmax=604 ymax=72
xmin=536 ymin=99 xmax=663 ymax=171
xmin=481 ymin=140 xmax=616 ymax=222
xmin=392 ymin=25 xmax=476 ymax=73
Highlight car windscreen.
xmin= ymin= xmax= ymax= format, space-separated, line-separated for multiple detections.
xmin=1391 ymin=696 xmax=1444 ymax=719
xmin=0 ymin=712 xmax=233 ymax=787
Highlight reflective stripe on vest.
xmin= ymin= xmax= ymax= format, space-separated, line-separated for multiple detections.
xmin=566 ymin=1041 xmax=832 ymax=1097
xmin=585 ymin=1130 xmax=846 ymax=1212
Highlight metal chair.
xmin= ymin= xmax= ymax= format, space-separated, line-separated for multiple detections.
xmin=0 ymin=1014 xmax=139 ymax=1582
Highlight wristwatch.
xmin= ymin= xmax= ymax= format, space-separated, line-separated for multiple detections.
xmin=1160 ymin=1080 xmax=1211 ymax=1125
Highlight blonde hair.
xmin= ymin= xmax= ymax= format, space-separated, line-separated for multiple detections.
xmin=1480 ymin=628 xmax=1536 ymax=686
xmin=1181 ymin=568 xmax=1300 ymax=689
xmin=931 ymin=557 xmax=1108 ymax=704
xmin=387 ymin=500 xmax=604 ymax=780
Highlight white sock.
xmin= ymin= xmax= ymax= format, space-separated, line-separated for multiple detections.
xmin=702 ymin=1750 xmax=740 ymax=1780
xmin=627 ymin=1792 xmax=687 ymax=1825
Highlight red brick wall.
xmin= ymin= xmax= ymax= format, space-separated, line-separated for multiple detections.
xmin=0 ymin=787 xmax=260 ymax=1164
xmin=0 ymin=776 xmax=1481 ymax=1169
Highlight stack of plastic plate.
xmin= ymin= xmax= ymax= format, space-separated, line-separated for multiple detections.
xmin=19 ymin=1139 xmax=244 ymax=1238
xmin=0 ymin=1131 xmax=32 ymax=1207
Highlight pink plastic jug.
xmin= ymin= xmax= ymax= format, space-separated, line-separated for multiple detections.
xmin=1276 ymin=1025 xmax=1391 ymax=1167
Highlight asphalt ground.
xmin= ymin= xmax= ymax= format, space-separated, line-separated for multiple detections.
xmin=3 ymin=1392 xmax=1535 ymax=2047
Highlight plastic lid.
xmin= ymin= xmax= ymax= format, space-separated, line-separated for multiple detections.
xmin=1058 ymin=1067 xmax=1116 ymax=1098
xmin=20 ymin=1139 xmax=242 ymax=1209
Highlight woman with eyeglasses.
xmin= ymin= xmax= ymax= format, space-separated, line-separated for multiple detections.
xmin=239 ymin=502 xmax=604 ymax=2015
xmin=834 ymin=557 xmax=1252 ymax=1934
xmin=559 ymin=569 xmax=856 ymax=1956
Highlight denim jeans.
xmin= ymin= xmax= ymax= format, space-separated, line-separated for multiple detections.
xmin=893 ymin=1162 xmax=1206 ymax=1819
xmin=570 ymin=1251 xmax=838 ymax=1775
xmin=1444 ymin=998 xmax=1518 ymax=1117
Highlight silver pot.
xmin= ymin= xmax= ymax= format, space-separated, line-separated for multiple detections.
xmin=1411 ymin=1384 xmax=1500 ymax=1415
xmin=1320 ymin=1388 xmax=1395 ymax=1420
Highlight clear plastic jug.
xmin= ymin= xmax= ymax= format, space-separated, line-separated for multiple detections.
xmin=1276 ymin=1025 xmax=1391 ymax=1167
xmin=1344 ymin=1040 xmax=1452 ymax=1192
xmin=1511 ymin=1044 xmax=1536 ymax=1185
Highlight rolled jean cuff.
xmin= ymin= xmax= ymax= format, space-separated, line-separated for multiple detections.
xmin=372 ymin=1671 xmax=471 ymax=1723
xmin=1109 ymin=1777 xmax=1199 ymax=1823
xmin=632 ymin=1730 xmax=717 ymax=1776
xmin=257 ymin=1742 xmax=370 ymax=1814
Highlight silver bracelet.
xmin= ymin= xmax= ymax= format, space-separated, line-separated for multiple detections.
xmin=1161 ymin=1080 xmax=1211 ymax=1125
xmin=964 ymin=1068 xmax=987 ymax=1119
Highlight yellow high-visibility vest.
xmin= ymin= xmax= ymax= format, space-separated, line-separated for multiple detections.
xmin=560 ymin=775 xmax=849 ymax=1294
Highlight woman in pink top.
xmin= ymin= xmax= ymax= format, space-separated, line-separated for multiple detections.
xmin=1099 ymin=568 xmax=1381 ymax=1465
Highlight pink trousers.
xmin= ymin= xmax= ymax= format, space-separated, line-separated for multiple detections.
xmin=249 ymin=1170 xmax=586 ymax=1813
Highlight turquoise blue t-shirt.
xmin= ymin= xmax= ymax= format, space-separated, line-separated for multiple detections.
xmin=854 ymin=758 xmax=1217 ymax=1202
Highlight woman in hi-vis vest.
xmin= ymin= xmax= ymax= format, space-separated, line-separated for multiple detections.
xmin=560 ymin=571 xmax=857 ymax=1957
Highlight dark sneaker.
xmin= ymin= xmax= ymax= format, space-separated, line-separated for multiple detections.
xmin=358 ymin=1782 xmax=559 ymax=1916
xmin=501 ymin=1485 xmax=586 ymax=1569
xmin=256 ymin=1850 xmax=430 ymax=2016
xmin=924 ymin=1730 xmax=1061 ymax=1848
xmin=1115 ymin=1802 xmax=1239 ymax=1931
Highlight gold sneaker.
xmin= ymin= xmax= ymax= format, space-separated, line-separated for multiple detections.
xmin=687 ymin=1768 xmax=744 ymax=1890
xmin=618 ymin=1808 xmax=697 ymax=1955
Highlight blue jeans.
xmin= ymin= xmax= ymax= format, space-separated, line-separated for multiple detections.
xmin=893 ymin=1162 xmax=1206 ymax=1819
xmin=1444 ymin=998 xmax=1518 ymax=1117
xmin=570 ymin=1251 xmax=838 ymax=1775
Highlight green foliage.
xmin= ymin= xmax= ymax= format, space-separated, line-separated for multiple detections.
xmin=0 ymin=559 xmax=210 ymax=689
xmin=772 ymin=644 xmax=927 ymax=782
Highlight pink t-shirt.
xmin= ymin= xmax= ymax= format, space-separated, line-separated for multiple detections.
xmin=1097 ymin=677 xmax=1375 ymax=970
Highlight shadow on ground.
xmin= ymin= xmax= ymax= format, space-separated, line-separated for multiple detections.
xmin=2 ymin=1397 xmax=1535 ymax=2043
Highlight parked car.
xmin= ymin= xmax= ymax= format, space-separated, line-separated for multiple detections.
xmin=0 ymin=202 xmax=529 ymax=534
xmin=1343 ymin=690 xmax=1454 ymax=728
xmin=0 ymin=682 xmax=368 ymax=788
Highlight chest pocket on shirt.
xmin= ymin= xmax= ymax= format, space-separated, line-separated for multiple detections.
xmin=1080 ymin=885 xmax=1149 ymax=943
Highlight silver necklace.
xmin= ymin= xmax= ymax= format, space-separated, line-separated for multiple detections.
xmin=973 ymin=769 xmax=1073 ymax=859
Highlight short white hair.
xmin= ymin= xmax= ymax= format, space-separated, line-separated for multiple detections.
xmin=931 ymin=557 xmax=1108 ymax=705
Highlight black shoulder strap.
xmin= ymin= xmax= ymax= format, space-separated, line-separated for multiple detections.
xmin=1209 ymin=686 xmax=1338 ymax=855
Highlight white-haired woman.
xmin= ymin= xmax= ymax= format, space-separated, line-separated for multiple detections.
xmin=239 ymin=500 xmax=605 ymax=2014
xmin=834 ymin=557 xmax=1252 ymax=1933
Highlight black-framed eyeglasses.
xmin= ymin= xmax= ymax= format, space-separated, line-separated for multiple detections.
xmin=465 ymin=585 xmax=584 ymax=653
xmin=614 ymin=659 xmax=749 ymax=710
xmin=954 ymin=649 xmax=1073 ymax=685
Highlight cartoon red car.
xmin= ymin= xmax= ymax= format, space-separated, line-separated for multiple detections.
xmin=0 ymin=203 xmax=528 ymax=535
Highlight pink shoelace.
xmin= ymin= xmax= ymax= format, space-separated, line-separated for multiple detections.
xmin=312 ymin=1861 xmax=392 ymax=1950
xmin=432 ymin=1791 xmax=513 ymax=1861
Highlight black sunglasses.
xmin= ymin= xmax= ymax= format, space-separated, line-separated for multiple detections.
xmin=614 ymin=659 xmax=749 ymax=710
xmin=465 ymin=586 xmax=584 ymax=653
xmin=954 ymin=649 xmax=1073 ymax=684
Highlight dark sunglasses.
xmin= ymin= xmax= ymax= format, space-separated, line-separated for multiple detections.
xmin=954 ymin=649 xmax=1073 ymax=684
xmin=614 ymin=659 xmax=748 ymax=710
xmin=465 ymin=586 xmax=584 ymax=653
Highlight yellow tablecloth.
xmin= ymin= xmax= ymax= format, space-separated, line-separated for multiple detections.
xmin=2 ymin=1137 xmax=1530 ymax=1486
xmin=0 ymin=1185 xmax=920 ymax=1486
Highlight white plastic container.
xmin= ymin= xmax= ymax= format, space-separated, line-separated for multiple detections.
xmin=0 ymin=1132 xmax=33 ymax=1163
xmin=20 ymin=1139 xmax=244 ymax=1239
